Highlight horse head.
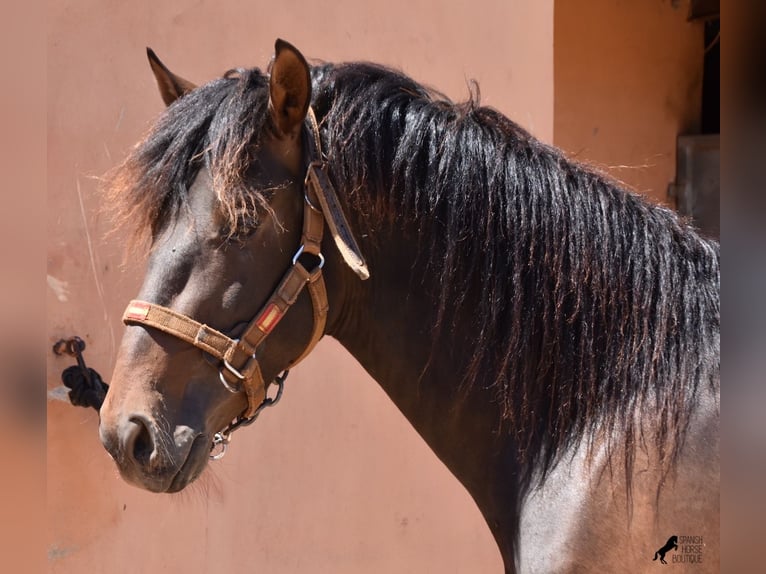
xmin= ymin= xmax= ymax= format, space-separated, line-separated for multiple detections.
xmin=98 ymin=40 xmax=341 ymax=492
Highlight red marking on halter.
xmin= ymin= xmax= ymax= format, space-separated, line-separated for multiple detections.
xmin=256 ymin=304 xmax=284 ymax=334
xmin=125 ymin=301 xmax=151 ymax=320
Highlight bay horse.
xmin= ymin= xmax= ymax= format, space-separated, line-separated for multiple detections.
xmin=98 ymin=40 xmax=719 ymax=572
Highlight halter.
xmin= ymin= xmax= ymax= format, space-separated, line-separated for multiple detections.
xmin=121 ymin=108 xmax=368 ymax=459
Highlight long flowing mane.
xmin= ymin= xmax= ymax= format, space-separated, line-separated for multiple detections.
xmin=314 ymin=63 xmax=720 ymax=482
xmin=107 ymin=61 xmax=720 ymax=485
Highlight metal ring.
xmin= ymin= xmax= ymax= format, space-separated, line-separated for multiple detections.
xmin=221 ymin=358 xmax=245 ymax=381
xmin=269 ymin=375 xmax=285 ymax=406
xmin=209 ymin=432 xmax=229 ymax=460
xmin=218 ymin=370 xmax=241 ymax=393
xmin=304 ymin=190 xmax=322 ymax=213
xmin=292 ymin=245 xmax=325 ymax=269
xmin=217 ymin=336 xmax=255 ymax=392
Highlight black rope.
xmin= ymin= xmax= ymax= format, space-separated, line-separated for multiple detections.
xmin=61 ymin=364 xmax=108 ymax=411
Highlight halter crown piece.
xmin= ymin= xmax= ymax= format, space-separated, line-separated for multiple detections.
xmin=122 ymin=108 xmax=368 ymax=456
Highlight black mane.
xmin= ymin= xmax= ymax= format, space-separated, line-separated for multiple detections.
xmin=313 ymin=62 xmax=720 ymax=482
xmin=107 ymin=67 xmax=277 ymax=243
xmin=108 ymin=60 xmax=720 ymax=484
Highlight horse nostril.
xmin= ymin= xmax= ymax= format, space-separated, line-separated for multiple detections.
xmin=127 ymin=416 xmax=156 ymax=467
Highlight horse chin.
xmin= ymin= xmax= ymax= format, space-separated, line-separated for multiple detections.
xmin=164 ymin=433 xmax=210 ymax=493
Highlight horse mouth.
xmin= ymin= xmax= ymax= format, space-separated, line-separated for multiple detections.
xmin=166 ymin=433 xmax=209 ymax=493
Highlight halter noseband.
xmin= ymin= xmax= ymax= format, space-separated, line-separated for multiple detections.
xmin=121 ymin=108 xmax=368 ymax=457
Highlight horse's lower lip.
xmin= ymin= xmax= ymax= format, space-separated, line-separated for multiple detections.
xmin=166 ymin=434 xmax=208 ymax=493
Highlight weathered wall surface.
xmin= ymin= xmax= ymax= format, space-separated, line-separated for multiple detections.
xmin=47 ymin=2 xmax=553 ymax=572
xmin=554 ymin=0 xmax=704 ymax=204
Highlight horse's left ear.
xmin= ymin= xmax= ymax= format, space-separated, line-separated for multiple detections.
xmin=146 ymin=48 xmax=197 ymax=107
xmin=268 ymin=39 xmax=311 ymax=138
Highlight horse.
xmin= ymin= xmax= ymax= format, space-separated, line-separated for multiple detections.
xmin=653 ymin=535 xmax=679 ymax=564
xmin=98 ymin=39 xmax=720 ymax=572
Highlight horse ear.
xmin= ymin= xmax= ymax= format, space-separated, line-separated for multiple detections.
xmin=146 ymin=48 xmax=197 ymax=107
xmin=268 ymin=39 xmax=311 ymax=138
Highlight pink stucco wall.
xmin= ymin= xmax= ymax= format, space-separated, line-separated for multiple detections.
xmin=47 ymin=2 xmax=553 ymax=572
xmin=554 ymin=0 xmax=704 ymax=205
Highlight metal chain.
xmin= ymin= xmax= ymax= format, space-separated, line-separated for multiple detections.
xmin=209 ymin=371 xmax=288 ymax=460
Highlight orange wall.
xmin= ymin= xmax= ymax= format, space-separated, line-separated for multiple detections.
xmin=47 ymin=2 xmax=552 ymax=572
xmin=554 ymin=0 xmax=704 ymax=204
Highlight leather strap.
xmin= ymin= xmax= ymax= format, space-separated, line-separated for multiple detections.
xmin=123 ymin=257 xmax=325 ymax=417
xmin=307 ymin=163 xmax=369 ymax=280
xmin=305 ymin=108 xmax=368 ymax=278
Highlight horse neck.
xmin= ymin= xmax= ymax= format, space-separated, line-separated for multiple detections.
xmin=319 ymin=198 xmax=528 ymax=569
xmin=323 ymin=202 xmax=520 ymax=505
xmin=325 ymin=218 xmax=501 ymax=435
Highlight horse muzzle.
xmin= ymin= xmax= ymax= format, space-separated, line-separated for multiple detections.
xmin=99 ymin=413 xmax=208 ymax=493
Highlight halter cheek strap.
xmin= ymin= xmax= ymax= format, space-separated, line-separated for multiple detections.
xmin=121 ymin=108 xmax=363 ymax=423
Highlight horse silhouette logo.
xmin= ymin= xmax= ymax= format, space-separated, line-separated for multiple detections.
xmin=653 ymin=535 xmax=678 ymax=564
